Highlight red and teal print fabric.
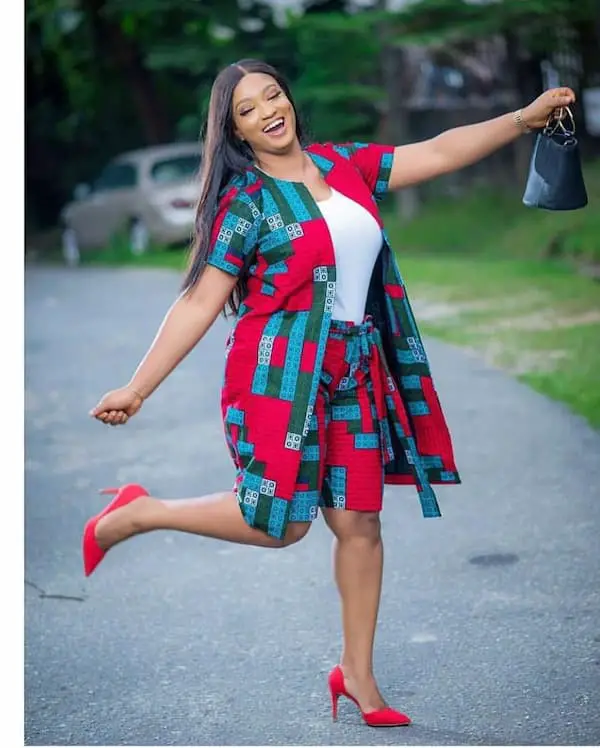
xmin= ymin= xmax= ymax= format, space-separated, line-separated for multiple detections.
xmin=207 ymin=142 xmax=460 ymax=539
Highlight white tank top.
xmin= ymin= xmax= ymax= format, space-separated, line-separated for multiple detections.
xmin=317 ymin=188 xmax=383 ymax=324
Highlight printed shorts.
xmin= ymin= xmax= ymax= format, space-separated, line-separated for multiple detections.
xmin=288 ymin=317 xmax=387 ymax=522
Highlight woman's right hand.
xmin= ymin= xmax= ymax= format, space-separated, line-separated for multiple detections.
xmin=90 ymin=386 xmax=144 ymax=426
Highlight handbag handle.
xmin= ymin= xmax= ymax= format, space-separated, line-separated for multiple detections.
xmin=544 ymin=106 xmax=575 ymax=137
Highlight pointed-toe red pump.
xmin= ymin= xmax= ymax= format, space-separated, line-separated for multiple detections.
xmin=328 ymin=665 xmax=411 ymax=728
xmin=82 ymin=483 xmax=148 ymax=577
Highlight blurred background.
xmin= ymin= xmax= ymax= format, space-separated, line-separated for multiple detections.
xmin=25 ymin=0 xmax=600 ymax=427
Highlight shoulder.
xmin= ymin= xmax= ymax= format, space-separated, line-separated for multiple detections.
xmin=309 ymin=142 xmax=395 ymax=200
xmin=307 ymin=142 xmax=355 ymax=163
xmin=307 ymin=141 xmax=380 ymax=160
xmin=307 ymin=142 xmax=394 ymax=175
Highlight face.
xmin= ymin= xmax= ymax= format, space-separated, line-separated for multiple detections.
xmin=231 ymin=72 xmax=297 ymax=156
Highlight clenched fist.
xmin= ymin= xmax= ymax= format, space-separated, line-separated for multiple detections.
xmin=522 ymin=87 xmax=576 ymax=130
xmin=90 ymin=386 xmax=144 ymax=426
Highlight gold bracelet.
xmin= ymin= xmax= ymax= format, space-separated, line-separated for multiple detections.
xmin=128 ymin=385 xmax=146 ymax=401
xmin=513 ymin=108 xmax=532 ymax=134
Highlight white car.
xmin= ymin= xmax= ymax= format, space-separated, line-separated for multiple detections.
xmin=60 ymin=142 xmax=201 ymax=264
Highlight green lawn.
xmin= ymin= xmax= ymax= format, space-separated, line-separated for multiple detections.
xmin=387 ymin=160 xmax=600 ymax=265
xmin=395 ymin=253 xmax=600 ymax=428
xmin=79 ymin=236 xmax=190 ymax=271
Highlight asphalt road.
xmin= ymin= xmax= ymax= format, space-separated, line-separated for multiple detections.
xmin=25 ymin=265 xmax=600 ymax=746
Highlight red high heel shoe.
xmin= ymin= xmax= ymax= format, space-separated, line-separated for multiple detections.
xmin=82 ymin=483 xmax=148 ymax=577
xmin=328 ymin=665 xmax=411 ymax=727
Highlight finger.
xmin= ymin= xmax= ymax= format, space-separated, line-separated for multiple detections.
xmin=557 ymin=95 xmax=575 ymax=107
xmin=119 ymin=413 xmax=128 ymax=425
xmin=552 ymin=88 xmax=575 ymax=105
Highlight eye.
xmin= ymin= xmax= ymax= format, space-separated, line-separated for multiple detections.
xmin=239 ymin=107 xmax=253 ymax=117
xmin=268 ymin=91 xmax=282 ymax=101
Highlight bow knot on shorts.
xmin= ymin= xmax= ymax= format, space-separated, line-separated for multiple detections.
xmin=288 ymin=316 xmax=395 ymax=522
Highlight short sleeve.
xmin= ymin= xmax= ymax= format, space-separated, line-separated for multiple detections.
xmin=332 ymin=142 xmax=395 ymax=200
xmin=205 ymin=188 xmax=260 ymax=277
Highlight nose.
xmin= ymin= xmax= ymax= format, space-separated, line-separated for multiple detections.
xmin=259 ymin=101 xmax=277 ymax=120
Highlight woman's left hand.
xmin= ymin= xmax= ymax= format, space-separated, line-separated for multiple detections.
xmin=522 ymin=87 xmax=577 ymax=130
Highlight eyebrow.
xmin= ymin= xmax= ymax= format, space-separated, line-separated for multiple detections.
xmin=235 ymin=83 xmax=279 ymax=108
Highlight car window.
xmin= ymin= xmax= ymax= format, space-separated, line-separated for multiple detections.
xmin=150 ymin=155 xmax=200 ymax=184
xmin=93 ymin=162 xmax=138 ymax=192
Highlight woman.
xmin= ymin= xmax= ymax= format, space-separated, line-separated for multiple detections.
xmin=84 ymin=59 xmax=575 ymax=727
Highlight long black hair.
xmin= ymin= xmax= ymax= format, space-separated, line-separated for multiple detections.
xmin=182 ymin=59 xmax=306 ymax=315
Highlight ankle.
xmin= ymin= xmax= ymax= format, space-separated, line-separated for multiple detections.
xmin=339 ymin=661 xmax=375 ymax=682
xmin=127 ymin=495 xmax=160 ymax=534
xmin=96 ymin=495 xmax=154 ymax=545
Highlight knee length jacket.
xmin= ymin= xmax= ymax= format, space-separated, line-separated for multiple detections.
xmin=206 ymin=142 xmax=460 ymax=539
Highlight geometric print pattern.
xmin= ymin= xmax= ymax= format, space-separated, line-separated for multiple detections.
xmin=289 ymin=318 xmax=391 ymax=523
xmin=209 ymin=141 xmax=460 ymax=540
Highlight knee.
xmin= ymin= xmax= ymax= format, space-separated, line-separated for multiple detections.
xmin=281 ymin=521 xmax=311 ymax=547
xmin=334 ymin=512 xmax=381 ymax=545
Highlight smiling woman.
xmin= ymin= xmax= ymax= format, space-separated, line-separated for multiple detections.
xmin=84 ymin=57 xmax=575 ymax=729
xmin=182 ymin=60 xmax=313 ymax=310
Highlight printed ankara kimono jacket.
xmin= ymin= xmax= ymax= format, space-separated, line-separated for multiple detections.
xmin=206 ymin=142 xmax=461 ymax=540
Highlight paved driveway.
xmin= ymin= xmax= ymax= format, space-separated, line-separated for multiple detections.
xmin=25 ymin=265 xmax=600 ymax=746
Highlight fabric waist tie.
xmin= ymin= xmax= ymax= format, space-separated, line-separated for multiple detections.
xmin=329 ymin=316 xmax=442 ymax=518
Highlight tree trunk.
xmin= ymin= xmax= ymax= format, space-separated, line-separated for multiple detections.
xmin=82 ymin=0 xmax=170 ymax=145
xmin=378 ymin=34 xmax=421 ymax=220
xmin=504 ymin=32 xmax=536 ymax=185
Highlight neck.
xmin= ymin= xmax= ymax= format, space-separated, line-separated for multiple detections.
xmin=254 ymin=139 xmax=307 ymax=180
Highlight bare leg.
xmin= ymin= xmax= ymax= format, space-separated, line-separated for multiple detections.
xmin=95 ymin=491 xmax=310 ymax=550
xmin=322 ymin=507 xmax=386 ymax=712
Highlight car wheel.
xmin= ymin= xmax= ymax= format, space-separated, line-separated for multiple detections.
xmin=129 ymin=218 xmax=150 ymax=255
xmin=61 ymin=227 xmax=81 ymax=267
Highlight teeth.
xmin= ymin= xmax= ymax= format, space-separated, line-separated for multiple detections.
xmin=264 ymin=118 xmax=284 ymax=133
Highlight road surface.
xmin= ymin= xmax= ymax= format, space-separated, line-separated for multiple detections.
xmin=25 ymin=265 xmax=600 ymax=746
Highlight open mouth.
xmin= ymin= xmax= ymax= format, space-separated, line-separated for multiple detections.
xmin=263 ymin=117 xmax=286 ymax=136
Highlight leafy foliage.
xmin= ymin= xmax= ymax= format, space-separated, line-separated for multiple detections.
xmin=26 ymin=0 xmax=600 ymax=228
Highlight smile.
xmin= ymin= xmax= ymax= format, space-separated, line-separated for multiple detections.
xmin=263 ymin=117 xmax=285 ymax=134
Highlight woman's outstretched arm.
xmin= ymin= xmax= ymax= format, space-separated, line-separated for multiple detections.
xmin=386 ymin=87 xmax=576 ymax=190
xmin=91 ymin=266 xmax=237 ymax=425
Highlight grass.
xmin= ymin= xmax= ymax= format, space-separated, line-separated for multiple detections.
xmin=386 ymin=159 xmax=600 ymax=265
xmin=394 ymin=254 xmax=600 ymax=428
xmin=33 ymin=161 xmax=599 ymax=428
xmin=82 ymin=232 xmax=190 ymax=271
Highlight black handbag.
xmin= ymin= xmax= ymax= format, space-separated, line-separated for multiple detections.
xmin=522 ymin=107 xmax=588 ymax=211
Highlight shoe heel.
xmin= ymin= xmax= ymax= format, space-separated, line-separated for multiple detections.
xmin=330 ymin=690 xmax=339 ymax=722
